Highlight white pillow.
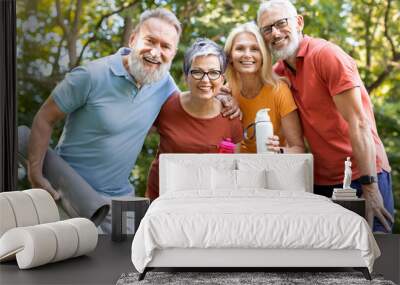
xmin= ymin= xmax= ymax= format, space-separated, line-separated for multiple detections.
xmin=167 ymin=163 xmax=212 ymax=191
xmin=211 ymin=168 xmax=268 ymax=191
xmin=236 ymin=169 xmax=267 ymax=189
xmin=266 ymin=163 xmax=306 ymax=191
xmin=237 ymin=159 xmax=308 ymax=192
xmin=212 ymin=168 xmax=237 ymax=190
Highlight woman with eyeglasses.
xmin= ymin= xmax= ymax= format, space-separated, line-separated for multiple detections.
xmin=224 ymin=22 xmax=304 ymax=154
xmin=146 ymin=38 xmax=243 ymax=201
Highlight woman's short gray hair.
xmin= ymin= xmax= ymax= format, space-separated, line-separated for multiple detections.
xmin=136 ymin=8 xmax=182 ymax=38
xmin=257 ymin=0 xmax=298 ymax=26
xmin=183 ymin=38 xmax=227 ymax=77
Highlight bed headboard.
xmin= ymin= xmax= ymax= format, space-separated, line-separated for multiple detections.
xmin=159 ymin=154 xmax=314 ymax=195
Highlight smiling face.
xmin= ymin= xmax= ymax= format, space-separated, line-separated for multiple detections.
xmin=259 ymin=8 xmax=303 ymax=61
xmin=187 ymin=55 xmax=224 ymax=100
xmin=128 ymin=17 xmax=179 ymax=85
xmin=230 ymin=32 xmax=262 ymax=75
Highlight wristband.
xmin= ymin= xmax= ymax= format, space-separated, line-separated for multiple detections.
xmin=359 ymin=175 xmax=377 ymax=185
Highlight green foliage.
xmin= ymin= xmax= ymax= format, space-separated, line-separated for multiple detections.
xmin=130 ymin=132 xmax=160 ymax=197
xmin=16 ymin=0 xmax=400 ymax=231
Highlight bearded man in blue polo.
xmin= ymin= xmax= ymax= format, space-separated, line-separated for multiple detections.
xmin=27 ymin=8 xmax=181 ymax=233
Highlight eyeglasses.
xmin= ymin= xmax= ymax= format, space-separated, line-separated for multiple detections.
xmin=190 ymin=69 xmax=222 ymax=81
xmin=260 ymin=18 xmax=290 ymax=35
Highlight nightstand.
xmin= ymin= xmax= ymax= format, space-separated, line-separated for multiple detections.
xmin=111 ymin=197 xmax=150 ymax=242
xmin=331 ymin=198 xmax=365 ymax=218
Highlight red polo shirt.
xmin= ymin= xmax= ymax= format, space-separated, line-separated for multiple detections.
xmin=275 ymin=35 xmax=390 ymax=185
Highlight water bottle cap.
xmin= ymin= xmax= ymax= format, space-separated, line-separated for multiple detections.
xmin=255 ymin=108 xmax=271 ymax=122
xmin=219 ymin=138 xmax=234 ymax=148
xmin=219 ymin=138 xmax=235 ymax=153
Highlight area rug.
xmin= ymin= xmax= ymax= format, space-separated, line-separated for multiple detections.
xmin=116 ymin=271 xmax=395 ymax=285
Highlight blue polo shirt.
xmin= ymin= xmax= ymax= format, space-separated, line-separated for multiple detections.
xmin=52 ymin=48 xmax=177 ymax=197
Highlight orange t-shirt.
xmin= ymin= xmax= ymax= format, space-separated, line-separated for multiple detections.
xmin=236 ymin=83 xmax=297 ymax=153
xmin=146 ymin=92 xmax=243 ymax=200
xmin=274 ymin=35 xmax=391 ymax=185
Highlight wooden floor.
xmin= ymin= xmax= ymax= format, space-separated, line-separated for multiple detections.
xmin=0 ymin=234 xmax=398 ymax=285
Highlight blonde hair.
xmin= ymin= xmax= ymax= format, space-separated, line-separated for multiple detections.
xmin=224 ymin=22 xmax=281 ymax=95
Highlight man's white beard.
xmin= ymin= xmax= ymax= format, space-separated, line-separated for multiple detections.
xmin=128 ymin=50 xmax=171 ymax=86
xmin=269 ymin=22 xmax=300 ymax=61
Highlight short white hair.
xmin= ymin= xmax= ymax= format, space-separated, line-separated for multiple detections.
xmin=135 ymin=8 xmax=182 ymax=38
xmin=257 ymin=0 xmax=298 ymax=26
xmin=183 ymin=38 xmax=227 ymax=76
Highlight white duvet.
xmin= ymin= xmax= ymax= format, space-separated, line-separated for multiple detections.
xmin=131 ymin=190 xmax=380 ymax=273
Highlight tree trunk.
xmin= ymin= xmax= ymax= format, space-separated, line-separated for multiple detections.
xmin=67 ymin=35 xmax=78 ymax=68
xmin=121 ymin=15 xmax=133 ymax=47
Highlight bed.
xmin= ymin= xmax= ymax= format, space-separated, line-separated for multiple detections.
xmin=131 ymin=154 xmax=380 ymax=280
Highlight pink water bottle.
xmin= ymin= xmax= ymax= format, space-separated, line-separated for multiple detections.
xmin=218 ymin=138 xmax=235 ymax=153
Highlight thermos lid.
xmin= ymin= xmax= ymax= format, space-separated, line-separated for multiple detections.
xmin=219 ymin=138 xmax=235 ymax=150
xmin=255 ymin=108 xmax=271 ymax=122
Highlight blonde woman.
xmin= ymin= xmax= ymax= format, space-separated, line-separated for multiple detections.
xmin=224 ymin=22 xmax=304 ymax=154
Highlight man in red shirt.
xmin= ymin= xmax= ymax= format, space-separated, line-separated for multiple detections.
xmin=257 ymin=0 xmax=394 ymax=232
